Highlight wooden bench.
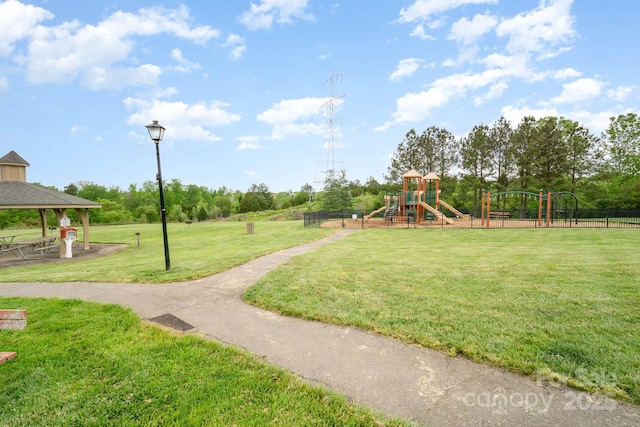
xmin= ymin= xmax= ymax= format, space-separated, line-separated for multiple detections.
xmin=0 ymin=244 xmax=30 ymax=259
xmin=0 ymin=309 xmax=27 ymax=364
xmin=489 ymin=211 xmax=510 ymax=218
xmin=30 ymin=244 xmax=61 ymax=258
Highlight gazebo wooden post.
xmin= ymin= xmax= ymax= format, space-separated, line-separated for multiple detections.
xmin=75 ymin=208 xmax=91 ymax=250
xmin=38 ymin=209 xmax=47 ymax=237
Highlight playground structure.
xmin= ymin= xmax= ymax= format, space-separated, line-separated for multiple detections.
xmin=307 ymin=180 xmax=640 ymax=228
xmin=364 ymin=170 xmax=468 ymax=225
xmin=308 ymin=169 xmax=640 ymax=229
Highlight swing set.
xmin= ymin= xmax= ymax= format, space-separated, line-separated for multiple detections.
xmin=480 ymin=190 xmax=579 ymax=228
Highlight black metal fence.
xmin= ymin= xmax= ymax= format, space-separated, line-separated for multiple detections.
xmin=304 ymin=209 xmax=640 ymax=229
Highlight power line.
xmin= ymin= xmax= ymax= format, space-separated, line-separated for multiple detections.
xmin=310 ymin=71 xmax=345 ymax=204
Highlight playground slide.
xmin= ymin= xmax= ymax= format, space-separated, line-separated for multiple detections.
xmin=364 ymin=206 xmax=386 ymax=221
xmin=437 ymin=199 xmax=466 ymax=219
xmin=419 ymin=202 xmax=454 ymax=225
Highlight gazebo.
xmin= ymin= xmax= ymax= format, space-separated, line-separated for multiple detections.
xmin=0 ymin=150 xmax=101 ymax=253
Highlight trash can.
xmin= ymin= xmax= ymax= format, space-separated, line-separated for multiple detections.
xmin=246 ymin=222 xmax=255 ymax=234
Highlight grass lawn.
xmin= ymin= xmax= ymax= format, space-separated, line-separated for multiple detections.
xmin=3 ymin=222 xmax=639 ymax=412
xmin=0 ymin=221 xmax=337 ymax=283
xmin=244 ymin=228 xmax=640 ymax=405
xmin=0 ymin=297 xmax=410 ymax=426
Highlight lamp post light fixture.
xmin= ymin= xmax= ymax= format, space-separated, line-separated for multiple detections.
xmin=146 ymin=120 xmax=171 ymax=271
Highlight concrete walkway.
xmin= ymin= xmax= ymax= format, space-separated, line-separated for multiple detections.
xmin=1 ymin=229 xmax=638 ymax=426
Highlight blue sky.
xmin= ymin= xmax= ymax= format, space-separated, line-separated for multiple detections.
xmin=1 ymin=0 xmax=638 ymax=193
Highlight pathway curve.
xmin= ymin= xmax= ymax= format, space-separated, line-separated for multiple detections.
xmin=1 ymin=229 xmax=638 ymax=426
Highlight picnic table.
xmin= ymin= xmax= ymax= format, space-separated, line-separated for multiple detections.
xmin=0 ymin=234 xmax=16 ymax=248
xmin=0 ymin=235 xmax=17 ymax=257
xmin=0 ymin=237 xmax=59 ymax=261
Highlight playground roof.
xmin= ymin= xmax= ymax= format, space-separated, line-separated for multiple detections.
xmin=423 ymin=172 xmax=440 ymax=181
xmin=403 ymin=169 xmax=422 ymax=178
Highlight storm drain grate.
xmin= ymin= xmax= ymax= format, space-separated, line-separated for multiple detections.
xmin=147 ymin=313 xmax=194 ymax=332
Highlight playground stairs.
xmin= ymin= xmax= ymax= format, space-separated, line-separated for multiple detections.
xmin=384 ymin=207 xmax=397 ymax=220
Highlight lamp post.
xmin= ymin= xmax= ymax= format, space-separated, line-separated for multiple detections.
xmin=146 ymin=120 xmax=171 ymax=271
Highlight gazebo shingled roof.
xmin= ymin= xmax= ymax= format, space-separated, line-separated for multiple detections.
xmin=0 ymin=181 xmax=102 ymax=208
xmin=0 ymin=150 xmax=101 ymax=251
xmin=0 ymin=150 xmax=29 ymax=166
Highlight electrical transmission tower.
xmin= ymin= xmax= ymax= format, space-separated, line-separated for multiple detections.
xmin=310 ymin=72 xmax=345 ymax=204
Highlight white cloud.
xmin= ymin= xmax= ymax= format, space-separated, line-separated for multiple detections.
xmin=239 ymin=0 xmax=314 ymax=31
xmin=607 ymin=85 xmax=636 ymax=102
xmin=496 ymin=0 xmax=576 ymax=57
xmin=502 ymin=103 xmax=625 ymax=135
xmin=551 ymin=77 xmax=603 ymax=104
xmin=570 ymin=109 xmax=629 ymax=134
xmin=0 ymin=76 xmax=8 ymax=91
xmin=553 ymin=67 xmax=581 ymax=80
xmin=448 ymin=13 xmax=497 ymax=45
xmin=500 ymin=103 xmax=560 ymax=126
xmin=124 ymin=97 xmax=241 ymax=144
xmin=221 ymin=34 xmax=246 ymax=61
xmin=398 ymin=0 xmax=498 ymax=23
xmin=384 ymin=1 xmax=584 ymax=131
xmin=443 ymin=45 xmax=479 ymax=67
xmin=69 ymin=125 xmax=86 ymax=136
xmin=0 ymin=0 xmax=53 ymax=56
xmin=474 ymin=82 xmax=508 ymax=106
xmin=409 ymin=24 xmax=435 ymax=40
xmin=237 ymin=142 xmax=264 ymax=151
xmin=229 ymin=45 xmax=247 ymax=61
xmin=70 ymin=125 xmax=85 ymax=136
xmin=257 ymin=97 xmax=330 ymax=140
xmin=170 ymin=48 xmax=201 ymax=74
xmin=389 ymin=58 xmax=423 ymax=81
xmin=21 ymin=5 xmax=218 ymax=89
xmin=376 ymin=68 xmax=511 ymax=131
xmin=236 ymin=136 xmax=264 ymax=150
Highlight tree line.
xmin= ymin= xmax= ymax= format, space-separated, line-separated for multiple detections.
xmin=1 ymin=113 xmax=638 ymax=228
xmin=382 ymin=113 xmax=640 ymax=215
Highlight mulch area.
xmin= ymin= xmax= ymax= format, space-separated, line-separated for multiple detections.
xmin=320 ymin=218 xmax=567 ymax=229
xmin=0 ymin=244 xmax=128 ymax=269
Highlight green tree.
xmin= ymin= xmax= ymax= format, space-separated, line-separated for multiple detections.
xmin=363 ymin=176 xmax=381 ymax=195
xmin=386 ymin=126 xmax=458 ymax=183
xmin=532 ymin=116 xmax=570 ymax=191
xmin=320 ymin=169 xmax=352 ymax=210
xmin=604 ymin=113 xmax=640 ymax=176
xmin=489 ymin=117 xmax=513 ymax=191
xmin=239 ymin=183 xmax=274 ymax=213
xmin=460 ymin=124 xmax=493 ymax=214
xmin=77 ymin=181 xmax=109 ymax=201
xmin=511 ymin=116 xmax=538 ymax=192
xmin=64 ymin=183 xmax=78 ymax=195
xmin=560 ymin=118 xmax=597 ymax=193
